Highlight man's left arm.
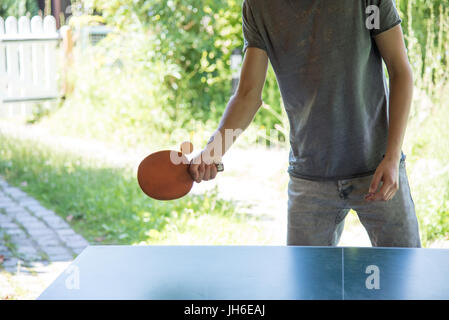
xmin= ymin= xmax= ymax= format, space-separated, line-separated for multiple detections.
xmin=366 ymin=24 xmax=414 ymax=202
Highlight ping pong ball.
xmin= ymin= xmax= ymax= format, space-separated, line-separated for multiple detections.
xmin=180 ymin=141 xmax=194 ymax=155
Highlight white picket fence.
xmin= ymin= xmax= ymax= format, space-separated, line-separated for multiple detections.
xmin=0 ymin=15 xmax=61 ymax=115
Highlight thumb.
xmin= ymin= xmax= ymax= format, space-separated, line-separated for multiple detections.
xmin=369 ymin=171 xmax=382 ymax=194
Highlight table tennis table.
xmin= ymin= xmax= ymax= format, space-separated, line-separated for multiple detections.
xmin=38 ymin=245 xmax=449 ymax=300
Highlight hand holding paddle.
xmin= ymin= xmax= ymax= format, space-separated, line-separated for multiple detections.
xmin=189 ymin=147 xmax=223 ymax=183
xmin=137 ymin=142 xmax=223 ymax=200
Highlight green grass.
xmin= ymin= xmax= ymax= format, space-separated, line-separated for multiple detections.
xmin=0 ymin=133 xmax=276 ymax=245
xmin=1 ymin=231 xmax=16 ymax=255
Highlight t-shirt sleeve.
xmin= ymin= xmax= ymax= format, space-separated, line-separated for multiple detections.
xmin=242 ymin=0 xmax=267 ymax=53
xmin=371 ymin=0 xmax=402 ymax=37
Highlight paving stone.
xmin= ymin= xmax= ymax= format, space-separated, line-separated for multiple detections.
xmin=10 ymin=237 xmax=34 ymax=247
xmin=0 ymin=250 xmax=13 ymax=259
xmin=3 ymin=266 xmax=16 ymax=273
xmin=20 ymin=220 xmax=47 ymax=231
xmin=47 ymin=253 xmax=74 ymax=262
xmin=3 ymin=259 xmax=30 ymax=274
xmin=42 ymin=245 xmax=71 ymax=256
xmin=41 ymin=215 xmax=71 ymax=229
xmin=0 ymin=246 xmax=13 ymax=259
xmin=36 ymin=232 xmax=60 ymax=241
xmin=72 ymin=247 xmax=87 ymax=255
xmin=43 ymin=246 xmax=73 ymax=262
xmin=56 ymin=228 xmax=77 ymax=237
xmin=0 ymin=200 xmax=17 ymax=210
xmin=5 ymin=227 xmax=27 ymax=237
xmin=24 ymin=203 xmax=48 ymax=212
xmin=67 ymin=241 xmax=89 ymax=251
xmin=17 ymin=246 xmax=37 ymax=254
xmin=5 ymin=204 xmax=24 ymax=211
xmin=24 ymin=199 xmax=48 ymax=211
xmin=2 ymin=257 xmax=19 ymax=268
xmin=16 ymin=246 xmax=41 ymax=261
xmin=32 ymin=208 xmax=55 ymax=218
xmin=60 ymin=234 xmax=89 ymax=248
xmin=3 ymin=186 xmax=20 ymax=193
xmin=4 ymin=187 xmax=28 ymax=199
xmin=18 ymin=198 xmax=40 ymax=207
xmin=0 ymin=201 xmax=10 ymax=209
xmin=0 ymin=214 xmax=13 ymax=223
xmin=34 ymin=234 xmax=61 ymax=247
xmin=4 ymin=206 xmax=27 ymax=216
xmin=15 ymin=209 xmax=34 ymax=217
xmin=0 ymin=178 xmax=9 ymax=188
xmin=27 ymin=227 xmax=54 ymax=237
xmin=0 ymin=221 xmax=18 ymax=229
xmin=15 ymin=213 xmax=39 ymax=225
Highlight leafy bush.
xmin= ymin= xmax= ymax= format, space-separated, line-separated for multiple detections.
xmin=397 ymin=0 xmax=449 ymax=119
xmin=73 ymin=0 xmax=284 ymax=131
xmin=0 ymin=0 xmax=38 ymax=18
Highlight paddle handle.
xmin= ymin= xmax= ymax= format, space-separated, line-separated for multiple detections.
xmin=215 ymin=163 xmax=224 ymax=172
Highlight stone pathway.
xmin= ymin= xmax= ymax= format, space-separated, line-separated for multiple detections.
xmin=0 ymin=176 xmax=89 ymax=299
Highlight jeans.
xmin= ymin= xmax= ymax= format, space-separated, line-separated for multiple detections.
xmin=287 ymin=156 xmax=421 ymax=247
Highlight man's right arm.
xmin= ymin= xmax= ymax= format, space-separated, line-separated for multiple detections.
xmin=189 ymin=47 xmax=269 ymax=182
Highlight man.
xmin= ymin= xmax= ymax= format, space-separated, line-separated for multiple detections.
xmin=189 ymin=0 xmax=421 ymax=247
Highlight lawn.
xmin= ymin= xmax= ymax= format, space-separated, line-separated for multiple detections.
xmin=0 ymin=130 xmax=279 ymax=246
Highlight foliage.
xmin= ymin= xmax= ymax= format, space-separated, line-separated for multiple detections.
xmin=43 ymin=31 xmax=181 ymax=149
xmin=0 ymin=0 xmax=38 ymax=18
xmin=396 ymin=0 xmax=449 ymax=118
xmin=69 ymin=0 xmax=283 ymax=132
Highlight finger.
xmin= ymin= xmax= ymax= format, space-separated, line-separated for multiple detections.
xmin=197 ymin=162 xmax=206 ymax=183
xmin=210 ymin=165 xmax=218 ymax=180
xmin=369 ymin=171 xmax=382 ymax=194
xmin=385 ymin=189 xmax=394 ymax=201
xmin=202 ymin=150 xmax=213 ymax=165
xmin=189 ymin=162 xmax=199 ymax=181
xmin=385 ymin=183 xmax=399 ymax=201
xmin=203 ymin=165 xmax=211 ymax=181
xmin=372 ymin=181 xmax=392 ymax=201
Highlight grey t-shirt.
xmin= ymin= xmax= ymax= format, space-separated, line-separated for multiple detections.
xmin=242 ymin=0 xmax=402 ymax=180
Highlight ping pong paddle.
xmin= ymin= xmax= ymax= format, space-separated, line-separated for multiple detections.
xmin=137 ymin=142 xmax=224 ymax=200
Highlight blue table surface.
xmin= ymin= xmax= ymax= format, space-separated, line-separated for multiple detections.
xmin=38 ymin=245 xmax=449 ymax=300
